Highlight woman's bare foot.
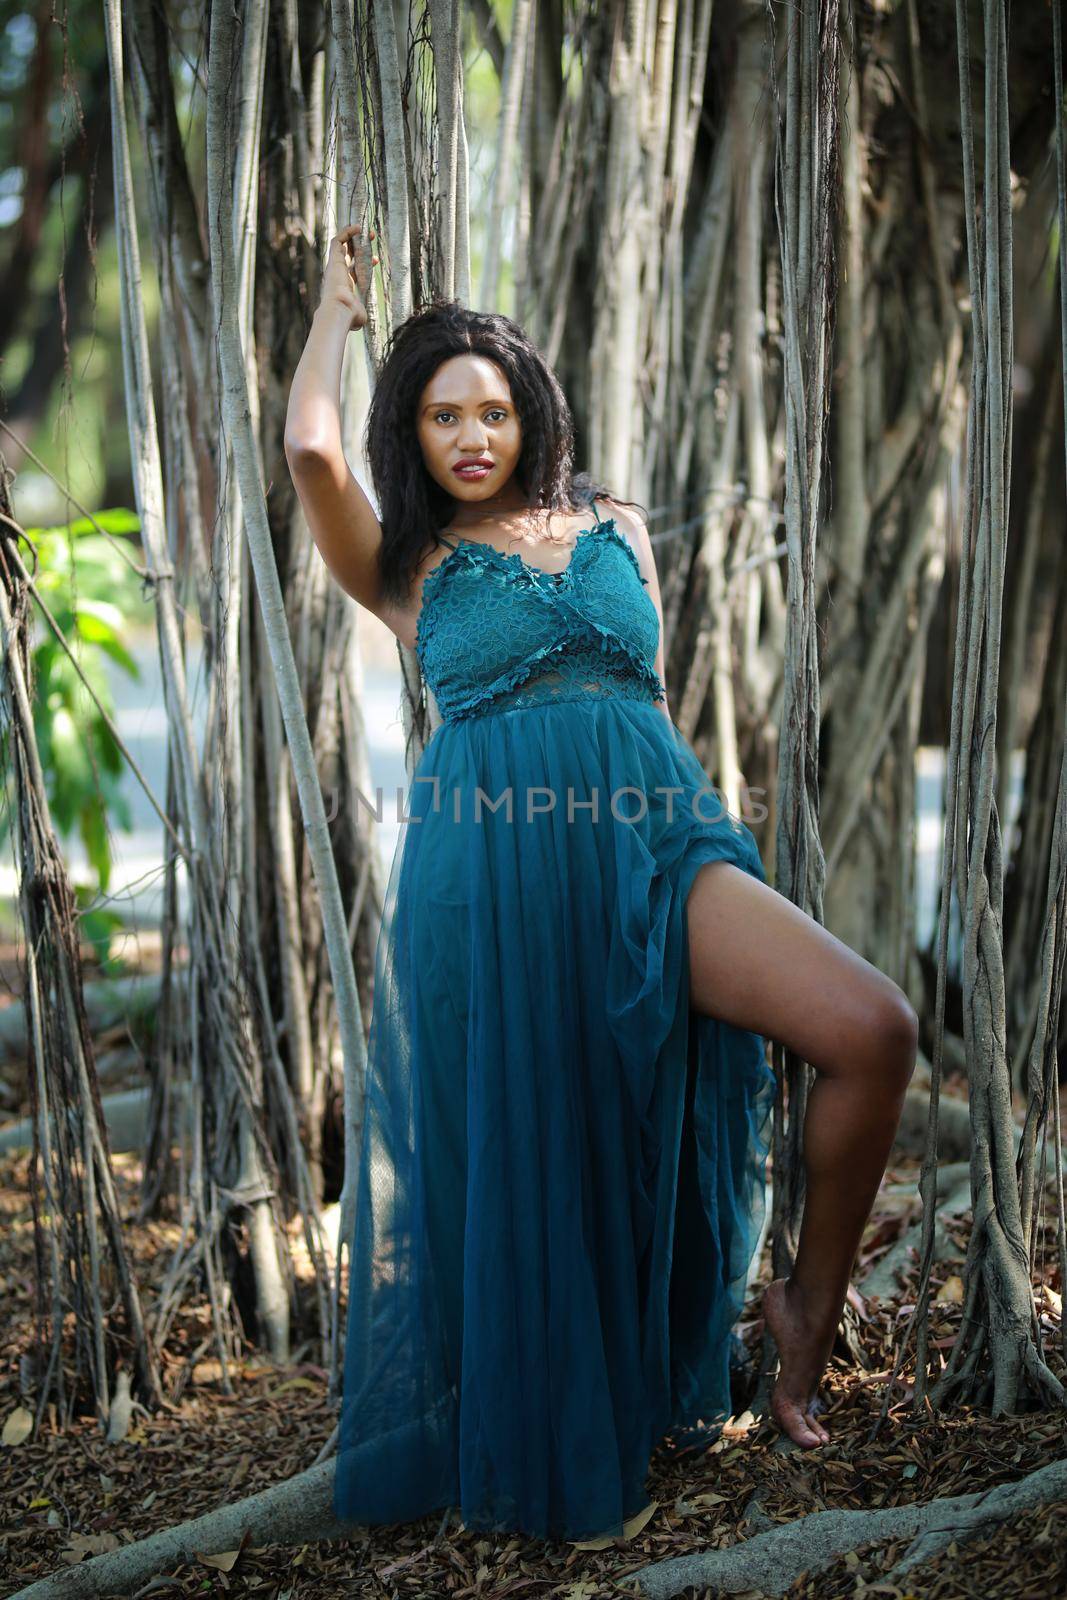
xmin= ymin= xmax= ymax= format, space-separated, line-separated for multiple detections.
xmin=761 ymin=1276 xmax=839 ymax=1448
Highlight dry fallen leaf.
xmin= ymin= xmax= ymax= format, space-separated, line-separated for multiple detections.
xmin=622 ymin=1499 xmax=658 ymax=1539
xmin=197 ymin=1547 xmax=241 ymax=1571
xmin=2 ymin=1405 xmax=34 ymax=1446
xmin=60 ymin=1530 xmax=121 ymax=1564
xmin=567 ymin=1497 xmax=658 ymax=1550
xmin=196 ymin=1527 xmax=253 ymax=1572
xmin=935 ymin=1274 xmax=965 ymax=1304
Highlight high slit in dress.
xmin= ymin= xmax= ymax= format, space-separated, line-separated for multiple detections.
xmin=333 ymin=498 xmax=775 ymax=1543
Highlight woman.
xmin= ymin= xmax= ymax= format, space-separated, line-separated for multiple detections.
xmin=284 ymin=226 xmax=918 ymax=1543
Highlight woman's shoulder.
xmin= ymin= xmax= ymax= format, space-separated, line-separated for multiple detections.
xmin=594 ymin=496 xmax=659 ymax=590
xmin=591 ymin=489 xmax=643 ymax=524
xmin=592 ymin=493 xmax=643 ymax=549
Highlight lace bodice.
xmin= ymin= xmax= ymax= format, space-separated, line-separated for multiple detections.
xmin=414 ymin=512 xmax=667 ymax=724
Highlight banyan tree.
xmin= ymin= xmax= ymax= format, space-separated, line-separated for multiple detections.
xmin=1 ymin=0 xmax=1065 ymax=1593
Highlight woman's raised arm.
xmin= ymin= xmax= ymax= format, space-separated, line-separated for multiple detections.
xmin=284 ymin=227 xmax=385 ymax=611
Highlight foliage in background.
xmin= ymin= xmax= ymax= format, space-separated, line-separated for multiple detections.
xmin=0 ymin=508 xmax=149 ymax=962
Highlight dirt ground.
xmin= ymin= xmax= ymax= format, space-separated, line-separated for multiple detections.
xmin=1 ymin=1133 xmax=1065 ymax=1600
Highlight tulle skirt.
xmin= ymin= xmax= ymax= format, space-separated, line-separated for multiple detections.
xmin=333 ymin=694 xmax=775 ymax=1543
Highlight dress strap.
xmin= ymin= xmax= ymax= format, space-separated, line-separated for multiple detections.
xmin=437 ymin=532 xmax=462 ymax=551
xmin=589 ymin=498 xmax=604 ymax=526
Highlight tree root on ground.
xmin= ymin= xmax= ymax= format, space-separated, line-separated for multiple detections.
xmin=624 ymin=1455 xmax=1067 ymax=1597
xmin=10 ymin=1450 xmax=1067 ymax=1599
xmin=10 ymin=1460 xmax=344 ymax=1599
xmin=855 ymin=1161 xmax=972 ymax=1303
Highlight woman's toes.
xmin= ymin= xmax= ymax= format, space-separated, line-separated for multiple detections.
xmin=772 ymin=1389 xmax=831 ymax=1448
xmin=807 ymin=1394 xmax=831 ymax=1444
xmin=807 ymin=1413 xmax=830 ymax=1445
xmin=794 ymin=1411 xmax=827 ymax=1448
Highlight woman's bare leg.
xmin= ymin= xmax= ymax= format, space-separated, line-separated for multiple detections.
xmin=686 ymin=860 xmax=919 ymax=1448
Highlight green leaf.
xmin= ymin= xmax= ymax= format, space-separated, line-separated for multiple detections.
xmin=28 ymin=508 xmax=140 ymax=540
xmin=15 ymin=507 xmax=148 ymax=907
xmin=74 ymin=606 xmax=140 ymax=677
xmin=74 ymin=598 xmax=126 ymax=633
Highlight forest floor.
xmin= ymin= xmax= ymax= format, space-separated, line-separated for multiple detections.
xmin=1 ymin=1146 xmax=1064 ymax=1600
xmin=0 ymin=946 xmax=1065 ymax=1598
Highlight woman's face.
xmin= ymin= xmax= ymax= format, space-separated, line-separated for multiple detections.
xmin=415 ymin=354 xmax=525 ymax=510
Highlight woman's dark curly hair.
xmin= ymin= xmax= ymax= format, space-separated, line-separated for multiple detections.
xmin=365 ymin=299 xmax=645 ymax=608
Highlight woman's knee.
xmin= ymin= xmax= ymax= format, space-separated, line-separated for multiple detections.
xmin=684 ymin=860 xmax=919 ymax=1088
xmin=883 ymin=985 xmax=919 ymax=1078
xmin=835 ymin=980 xmax=918 ymax=1091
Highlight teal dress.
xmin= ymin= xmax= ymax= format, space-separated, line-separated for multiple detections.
xmin=334 ymin=500 xmax=774 ymax=1543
